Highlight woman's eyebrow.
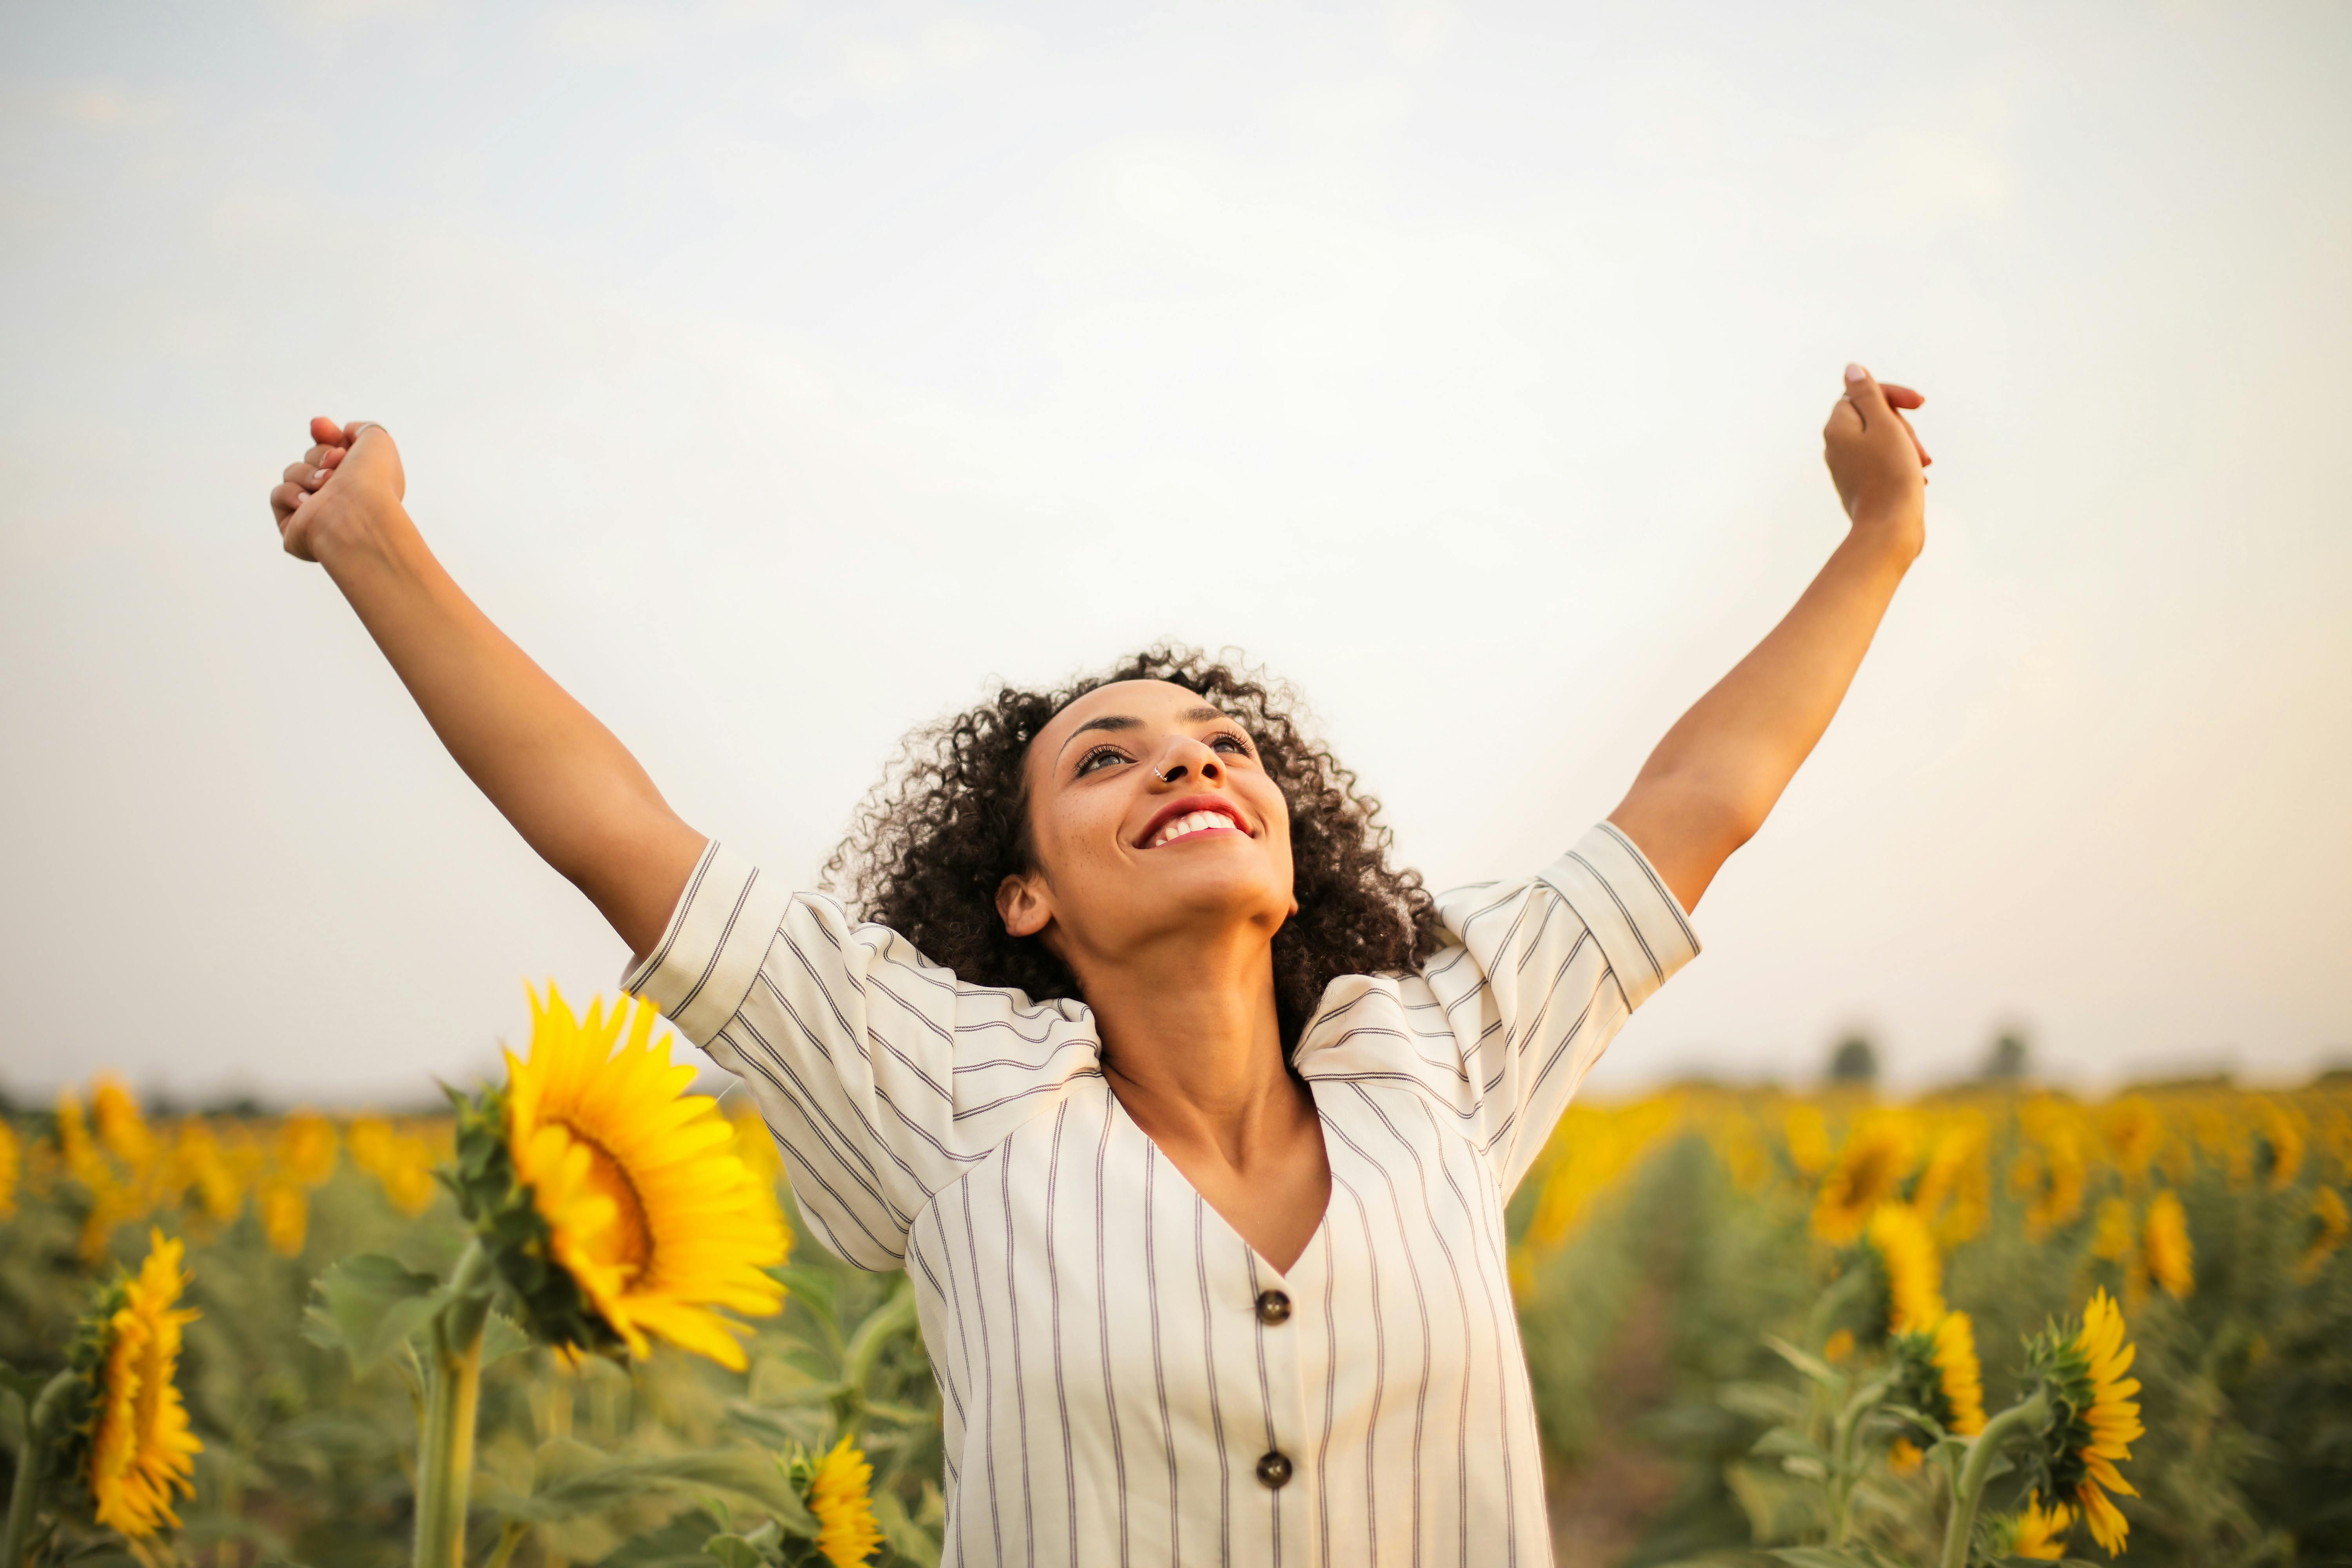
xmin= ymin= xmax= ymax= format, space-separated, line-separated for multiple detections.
xmin=1056 ymin=713 xmax=1140 ymax=760
xmin=1054 ymin=705 xmax=1230 ymax=762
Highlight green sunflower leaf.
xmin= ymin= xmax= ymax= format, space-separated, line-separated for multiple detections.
xmin=302 ymin=1254 xmax=445 ymax=1371
xmin=477 ymin=1444 xmax=820 ymax=1536
xmin=1763 ymin=1334 xmax=1841 ymax=1387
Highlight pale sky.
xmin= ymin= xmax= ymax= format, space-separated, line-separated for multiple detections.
xmin=3 ymin=1 xmax=2347 ymax=1106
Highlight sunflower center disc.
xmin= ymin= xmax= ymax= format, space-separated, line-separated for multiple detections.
xmin=572 ymin=1130 xmax=655 ymax=1285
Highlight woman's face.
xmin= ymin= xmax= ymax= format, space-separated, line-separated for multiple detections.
xmin=1002 ymin=679 xmax=1296 ymax=965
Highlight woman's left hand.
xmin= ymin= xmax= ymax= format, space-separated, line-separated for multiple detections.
xmin=1823 ymin=364 xmax=1929 ymax=552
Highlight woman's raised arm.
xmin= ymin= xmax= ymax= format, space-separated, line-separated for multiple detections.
xmin=269 ymin=418 xmax=706 ymax=960
xmin=1606 ymin=364 xmax=1930 ymax=915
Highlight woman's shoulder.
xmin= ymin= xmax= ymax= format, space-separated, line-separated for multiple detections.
xmin=793 ymin=890 xmax=1101 ymax=1036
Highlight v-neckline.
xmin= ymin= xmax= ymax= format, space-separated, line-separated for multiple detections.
xmin=1103 ymin=1076 xmax=1334 ymax=1279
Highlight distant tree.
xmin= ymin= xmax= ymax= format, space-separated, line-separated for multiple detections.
xmin=1981 ymin=1030 xmax=2031 ymax=1082
xmin=1827 ymin=1034 xmax=1878 ymax=1086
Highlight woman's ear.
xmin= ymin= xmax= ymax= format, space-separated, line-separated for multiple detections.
xmin=996 ymin=872 xmax=1052 ymax=939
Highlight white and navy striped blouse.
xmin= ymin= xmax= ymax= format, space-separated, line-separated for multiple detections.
xmin=624 ymin=820 xmax=1699 ymax=1568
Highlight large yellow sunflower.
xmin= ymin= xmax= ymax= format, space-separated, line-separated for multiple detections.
xmin=499 ymin=986 xmax=788 ymax=1367
xmin=1865 ymin=1203 xmax=1945 ymax=1334
xmin=807 ymin=1434 xmax=884 ymax=1568
xmin=1812 ymin=1122 xmax=1915 ymax=1245
xmin=85 ymin=1230 xmax=203 ymax=1538
xmin=2027 ymin=1289 xmax=2143 ymax=1555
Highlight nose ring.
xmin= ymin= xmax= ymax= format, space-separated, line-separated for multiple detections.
xmin=1153 ymin=764 xmax=1185 ymax=783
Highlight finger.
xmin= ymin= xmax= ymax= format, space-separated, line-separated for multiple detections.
xmin=1842 ymin=363 xmax=1896 ymax=430
xmin=310 ymin=416 xmax=348 ymax=448
xmin=1888 ymin=408 xmax=1933 ymax=468
xmin=1879 ymin=383 xmax=1925 ymax=410
xmin=270 ymin=480 xmax=307 ymax=525
xmin=282 ymin=460 xmax=330 ymax=490
xmin=341 ymin=420 xmax=380 ymax=446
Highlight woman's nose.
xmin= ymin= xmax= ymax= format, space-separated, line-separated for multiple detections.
xmin=1152 ymin=737 xmax=1222 ymax=784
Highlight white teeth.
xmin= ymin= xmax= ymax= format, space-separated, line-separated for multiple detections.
xmin=1151 ymin=810 xmax=1238 ymax=847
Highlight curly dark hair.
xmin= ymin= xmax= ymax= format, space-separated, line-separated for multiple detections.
xmin=823 ymin=646 xmax=1448 ymax=1059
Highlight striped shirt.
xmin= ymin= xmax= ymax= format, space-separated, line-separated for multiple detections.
xmin=624 ymin=820 xmax=1699 ymax=1568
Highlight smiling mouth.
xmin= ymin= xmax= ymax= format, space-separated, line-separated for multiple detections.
xmin=1142 ymin=808 xmax=1249 ymax=849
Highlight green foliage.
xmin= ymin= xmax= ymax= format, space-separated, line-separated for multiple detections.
xmin=9 ymin=1080 xmax=2352 ymax=1566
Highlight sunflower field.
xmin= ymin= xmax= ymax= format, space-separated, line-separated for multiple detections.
xmin=2 ymin=1001 xmax=2347 ymax=1567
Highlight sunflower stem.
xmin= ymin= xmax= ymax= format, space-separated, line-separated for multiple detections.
xmin=2 ymin=1370 xmax=76 ymax=1568
xmin=1936 ymin=1388 xmax=2049 ymax=1568
xmin=481 ymin=1519 xmax=529 ymax=1568
xmin=1828 ymin=1370 xmax=1893 ymax=1545
xmin=414 ymin=1241 xmax=494 ymax=1568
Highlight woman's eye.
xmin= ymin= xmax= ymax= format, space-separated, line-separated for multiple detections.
xmin=1211 ymin=733 xmax=1253 ymax=757
xmin=1076 ymin=748 xmax=1129 ymax=776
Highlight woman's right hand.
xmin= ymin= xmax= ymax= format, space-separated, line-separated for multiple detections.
xmin=269 ymin=416 xmax=407 ymax=564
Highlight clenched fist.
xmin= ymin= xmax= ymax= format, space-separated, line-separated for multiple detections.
xmin=269 ymin=416 xmax=407 ymax=564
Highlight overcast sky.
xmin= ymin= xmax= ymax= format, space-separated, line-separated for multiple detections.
xmin=3 ymin=0 xmax=2347 ymax=1106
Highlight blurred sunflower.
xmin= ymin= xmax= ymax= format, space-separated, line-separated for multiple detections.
xmin=377 ymin=1137 xmax=440 ymax=1217
xmin=2024 ymin=1289 xmax=2143 ymax=1555
xmin=806 ymin=1434 xmax=884 ymax=1568
xmin=2143 ymin=1189 xmax=2194 ymax=1299
xmin=1864 ymin=1202 xmax=1944 ymax=1334
xmin=2012 ymin=1109 xmax=2090 ymax=1241
xmin=450 ymin=986 xmax=789 ymax=1367
xmin=2254 ymin=1098 xmax=2305 ymax=1191
xmin=274 ymin=1110 xmax=339 ymax=1187
xmin=2099 ymin=1096 xmax=2163 ymax=1183
xmin=1889 ymin=1309 xmax=1985 ymax=1452
xmin=1783 ymin=1103 xmax=1833 ymax=1178
xmin=1910 ymin=1118 xmax=1989 ymax=1245
xmin=257 ymin=1178 xmax=309 ymax=1256
xmin=91 ymin=1077 xmax=157 ymax=1173
xmin=2301 ymin=1186 xmax=2349 ymax=1282
xmin=78 ymin=1230 xmax=203 ymax=1538
xmin=1812 ymin=1122 xmax=1915 ymax=1245
xmin=0 ymin=1116 xmax=18 ymax=1219
xmin=348 ymin=1114 xmax=440 ymax=1216
xmin=166 ymin=1121 xmax=244 ymax=1224
xmin=54 ymin=1088 xmax=107 ymax=1187
xmin=1988 ymin=1498 xmax=2073 ymax=1561
xmin=56 ymin=1088 xmax=143 ymax=1263
xmin=345 ymin=1114 xmax=396 ymax=1172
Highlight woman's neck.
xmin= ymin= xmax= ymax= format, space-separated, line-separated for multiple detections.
xmin=1075 ymin=929 xmax=1298 ymax=1167
xmin=1069 ymin=927 xmax=1332 ymax=1272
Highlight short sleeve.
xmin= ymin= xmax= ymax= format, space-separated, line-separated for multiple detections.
xmin=1465 ymin=820 xmax=1698 ymax=1191
xmin=622 ymin=841 xmax=1103 ymax=1270
xmin=1304 ymin=821 xmax=1699 ymax=1195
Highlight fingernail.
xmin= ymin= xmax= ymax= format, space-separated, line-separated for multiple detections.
xmin=1844 ymin=362 xmax=1867 ymax=383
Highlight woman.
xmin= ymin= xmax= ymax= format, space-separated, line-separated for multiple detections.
xmin=265 ymin=363 xmax=1929 ymax=1566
